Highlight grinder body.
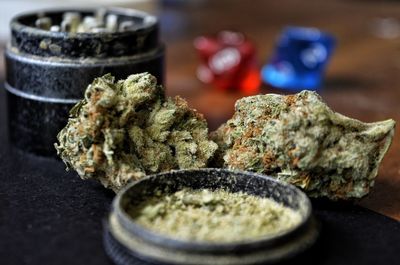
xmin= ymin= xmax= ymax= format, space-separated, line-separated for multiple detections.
xmin=5 ymin=8 xmax=164 ymax=156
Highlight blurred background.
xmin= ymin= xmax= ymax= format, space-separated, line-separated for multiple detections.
xmin=0 ymin=0 xmax=399 ymax=219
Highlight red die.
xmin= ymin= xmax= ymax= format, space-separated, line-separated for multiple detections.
xmin=194 ymin=31 xmax=261 ymax=94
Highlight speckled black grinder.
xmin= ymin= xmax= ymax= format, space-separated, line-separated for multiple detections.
xmin=104 ymin=169 xmax=319 ymax=265
xmin=5 ymin=8 xmax=164 ymax=156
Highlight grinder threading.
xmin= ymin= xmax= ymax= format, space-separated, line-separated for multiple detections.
xmin=5 ymin=8 xmax=164 ymax=156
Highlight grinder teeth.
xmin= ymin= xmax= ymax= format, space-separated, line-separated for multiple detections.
xmin=34 ymin=9 xmax=138 ymax=33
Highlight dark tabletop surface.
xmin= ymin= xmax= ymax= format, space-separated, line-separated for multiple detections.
xmin=1 ymin=1 xmax=400 ymax=264
xmin=0 ymin=85 xmax=399 ymax=265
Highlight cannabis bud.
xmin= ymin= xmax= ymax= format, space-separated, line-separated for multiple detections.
xmin=55 ymin=73 xmax=218 ymax=191
xmin=211 ymin=91 xmax=395 ymax=199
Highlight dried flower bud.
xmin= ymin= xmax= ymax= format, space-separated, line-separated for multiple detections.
xmin=55 ymin=73 xmax=217 ymax=191
xmin=211 ymin=91 xmax=395 ymax=200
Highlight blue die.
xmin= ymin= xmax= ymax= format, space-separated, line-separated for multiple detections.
xmin=262 ymin=27 xmax=336 ymax=91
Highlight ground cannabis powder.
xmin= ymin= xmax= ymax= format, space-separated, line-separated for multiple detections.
xmin=128 ymin=188 xmax=302 ymax=243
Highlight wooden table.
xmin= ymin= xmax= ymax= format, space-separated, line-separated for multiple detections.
xmin=162 ymin=0 xmax=400 ymax=220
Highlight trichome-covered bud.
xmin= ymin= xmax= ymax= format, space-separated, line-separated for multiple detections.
xmin=211 ymin=90 xmax=395 ymax=200
xmin=55 ymin=73 xmax=217 ymax=191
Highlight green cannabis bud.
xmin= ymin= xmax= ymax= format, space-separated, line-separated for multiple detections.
xmin=211 ymin=91 xmax=395 ymax=200
xmin=55 ymin=73 xmax=218 ymax=191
